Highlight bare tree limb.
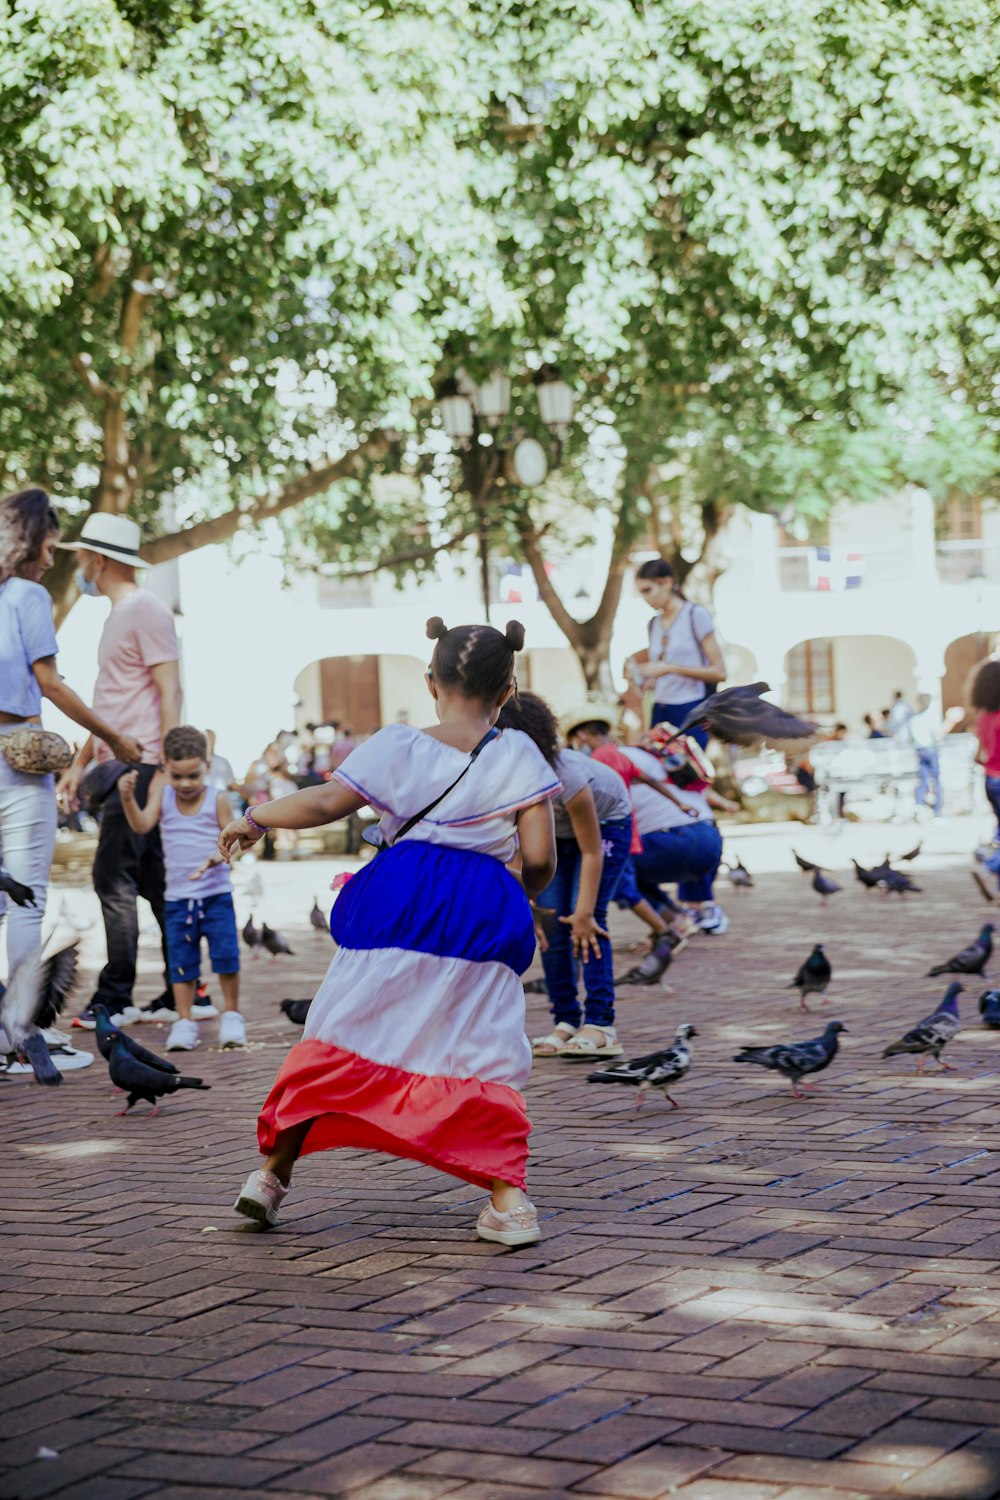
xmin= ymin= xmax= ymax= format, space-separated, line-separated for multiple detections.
xmin=518 ymin=527 xmax=582 ymax=646
xmin=336 ymin=527 xmax=476 ymax=577
xmin=141 ymin=434 xmax=389 ymax=564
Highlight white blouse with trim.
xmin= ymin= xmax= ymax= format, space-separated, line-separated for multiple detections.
xmin=333 ymin=723 xmax=560 ymax=863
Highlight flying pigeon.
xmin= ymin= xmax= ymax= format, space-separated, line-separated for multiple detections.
xmin=280 ymin=998 xmax=312 ymax=1025
xmin=614 ymin=934 xmax=677 ymax=987
xmin=794 ymin=851 xmax=822 ymax=874
xmin=979 ymin=989 xmax=1000 ymax=1028
xmin=882 ymin=983 xmax=962 ymax=1071
xmin=309 ymin=898 xmax=328 ymax=935
xmin=788 ymin=944 xmax=832 ymax=1011
xmin=879 ymin=868 xmax=921 ymax=897
xmin=733 ymin=1021 xmax=847 ymax=1098
xmin=93 ymin=1004 xmax=179 ymax=1074
xmin=0 ymin=866 xmax=36 ymax=908
xmin=261 ymin=922 xmax=294 ymax=958
xmin=0 ymin=941 xmax=81 ymax=1087
xmin=588 ymin=1024 xmax=697 ymax=1109
xmin=108 ymin=1034 xmax=210 ymax=1116
xmin=676 ymin=683 xmax=818 ymax=750
xmin=725 ymin=858 xmax=754 ymax=889
xmin=813 ymin=868 xmax=842 ymax=905
xmin=927 ymin=924 xmax=994 ymax=978
xmin=242 ymin=914 xmax=263 ymax=956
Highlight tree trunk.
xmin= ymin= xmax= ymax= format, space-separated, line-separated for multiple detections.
xmin=518 ymin=509 xmax=632 ymax=696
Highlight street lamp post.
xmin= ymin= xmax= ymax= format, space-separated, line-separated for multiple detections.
xmin=436 ymin=367 xmax=575 ymax=621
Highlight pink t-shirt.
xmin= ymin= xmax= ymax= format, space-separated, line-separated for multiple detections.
xmin=93 ymin=591 xmax=178 ymax=763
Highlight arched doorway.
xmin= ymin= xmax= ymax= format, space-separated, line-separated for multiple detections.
xmin=783 ymin=636 xmax=917 ymax=729
xmin=942 ymin=633 xmax=996 ymax=723
xmin=293 ymin=654 xmax=427 ymax=734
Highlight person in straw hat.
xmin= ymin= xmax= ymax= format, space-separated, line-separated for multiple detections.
xmin=56 ymin=515 xmax=184 ymax=1030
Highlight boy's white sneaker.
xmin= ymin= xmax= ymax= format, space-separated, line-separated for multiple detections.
xmin=219 ymin=1012 xmax=246 ymax=1049
xmin=165 ymin=1019 xmax=199 ymax=1052
xmin=235 ymin=1169 xmax=288 ymax=1227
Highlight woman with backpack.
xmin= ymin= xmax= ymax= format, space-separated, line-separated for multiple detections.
xmin=626 ymin=559 xmax=726 ymax=748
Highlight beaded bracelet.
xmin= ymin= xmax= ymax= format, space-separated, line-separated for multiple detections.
xmin=244 ymin=806 xmax=269 ymax=839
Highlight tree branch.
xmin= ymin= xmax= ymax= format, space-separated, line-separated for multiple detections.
xmin=336 ymin=527 xmax=476 ymax=577
xmin=517 ymin=527 xmax=582 ymax=647
xmin=141 ymin=434 xmax=389 ymax=564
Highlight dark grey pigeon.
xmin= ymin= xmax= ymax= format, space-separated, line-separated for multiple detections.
xmin=309 ymin=898 xmax=328 ymax=934
xmin=788 ymin=944 xmax=832 ymax=1012
xmin=733 ymin=1021 xmax=847 ymax=1098
xmin=242 ymin=914 xmax=263 ymax=955
xmin=882 ymin=983 xmax=962 ymax=1071
xmin=812 ymin=868 xmax=842 ymax=905
xmin=280 ymin=998 xmax=312 ymax=1025
xmin=879 ymin=868 xmax=921 ymax=897
xmin=261 ymin=922 xmax=294 ymax=958
xmin=677 ymin=683 xmax=818 ymax=750
xmin=979 ymin=989 xmax=1000 ymax=1029
xmin=109 ymin=1035 xmax=210 ymax=1117
xmin=94 ymin=1004 xmax=178 ymax=1073
xmin=726 ymin=858 xmax=754 ymax=889
xmin=0 ymin=866 xmax=36 ymax=908
xmin=927 ymin=924 xmax=994 ymax=978
xmin=615 ymin=934 xmax=677 ymax=987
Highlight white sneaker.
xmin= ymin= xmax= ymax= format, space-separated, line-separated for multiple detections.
xmin=234 ymin=1169 xmax=288 ymax=1227
xmin=192 ymin=1001 xmax=219 ymax=1020
xmin=7 ymin=1045 xmax=94 ymax=1074
xmin=219 ymin=1011 xmax=246 ymax=1049
xmin=697 ymin=903 xmax=729 ymax=935
xmin=118 ymin=1006 xmax=143 ymax=1026
xmin=165 ymin=1019 xmax=200 ymax=1052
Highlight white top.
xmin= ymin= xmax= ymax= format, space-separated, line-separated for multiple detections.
xmin=648 ymin=602 xmax=714 ymax=706
xmin=907 ymin=708 xmax=939 ymax=750
xmin=620 ymin=746 xmax=714 ymax=835
xmin=334 ymin=723 xmax=561 ymax=864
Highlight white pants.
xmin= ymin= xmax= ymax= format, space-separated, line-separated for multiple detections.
xmin=0 ymin=727 xmax=57 ymax=974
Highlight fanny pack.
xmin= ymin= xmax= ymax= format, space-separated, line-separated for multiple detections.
xmin=1 ymin=727 xmax=73 ymax=776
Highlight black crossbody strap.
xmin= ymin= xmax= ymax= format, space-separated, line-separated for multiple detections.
xmin=390 ymin=727 xmax=499 ymax=846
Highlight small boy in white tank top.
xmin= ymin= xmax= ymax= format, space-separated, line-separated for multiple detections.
xmin=120 ymin=726 xmax=244 ymax=1051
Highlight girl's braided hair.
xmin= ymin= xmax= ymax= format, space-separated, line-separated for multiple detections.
xmin=426 ymin=617 xmax=524 ymax=702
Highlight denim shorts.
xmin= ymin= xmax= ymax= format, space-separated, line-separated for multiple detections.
xmin=164 ymin=892 xmax=240 ymax=983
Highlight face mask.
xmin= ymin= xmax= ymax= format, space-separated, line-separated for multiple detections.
xmin=75 ymin=567 xmax=101 ymax=597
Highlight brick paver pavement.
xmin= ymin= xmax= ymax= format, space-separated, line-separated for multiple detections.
xmin=6 ymin=836 xmax=1000 ymax=1500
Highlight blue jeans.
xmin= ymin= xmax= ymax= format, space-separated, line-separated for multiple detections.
xmin=614 ymin=856 xmax=681 ymax=915
xmin=632 ymin=823 xmax=723 ymax=908
xmin=537 ymin=818 xmax=631 ymax=1030
xmin=985 ymin=776 xmax=1000 ymax=840
xmin=916 ymin=748 xmax=942 ymax=815
xmin=651 ymin=698 xmax=710 ymax=750
xmin=0 ymin=726 xmax=57 ymax=974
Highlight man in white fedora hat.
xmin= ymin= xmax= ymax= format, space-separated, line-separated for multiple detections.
xmin=57 ymin=515 xmax=185 ymax=1027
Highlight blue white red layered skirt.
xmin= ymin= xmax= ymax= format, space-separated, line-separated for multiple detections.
xmin=257 ymin=841 xmax=537 ymax=1188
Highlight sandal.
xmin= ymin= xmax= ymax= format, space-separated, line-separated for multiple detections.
xmin=559 ymin=1025 xmax=623 ymax=1060
xmin=532 ymin=1022 xmax=577 ymax=1057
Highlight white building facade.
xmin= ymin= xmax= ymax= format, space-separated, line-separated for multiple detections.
xmin=50 ymin=486 xmax=997 ymax=773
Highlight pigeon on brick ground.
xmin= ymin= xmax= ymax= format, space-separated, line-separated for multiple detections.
xmin=882 ymin=984 xmax=962 ymax=1072
xmin=242 ymin=914 xmax=263 ymax=956
xmin=261 ymin=922 xmax=294 ymax=958
xmin=94 ymin=1005 xmax=178 ymax=1074
xmin=733 ymin=1021 xmax=847 ymax=1099
xmin=0 ymin=942 xmax=81 ymax=1086
xmin=812 ymin=868 xmax=842 ymax=905
xmin=927 ymin=924 xmax=994 ymax=978
xmin=309 ymin=899 xmax=328 ymax=935
xmin=725 ymin=858 xmax=754 ymax=890
xmin=280 ymin=999 xmax=312 ymax=1025
xmin=979 ymin=990 xmax=1000 ymax=1029
xmin=615 ymin=933 xmax=677 ymax=987
xmin=588 ymin=1025 xmax=697 ymax=1110
xmin=108 ymin=1035 xmax=210 ymax=1117
xmin=788 ymin=944 xmax=832 ymax=1012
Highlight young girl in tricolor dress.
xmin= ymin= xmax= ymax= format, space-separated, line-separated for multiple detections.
xmin=218 ymin=618 xmax=559 ymax=1246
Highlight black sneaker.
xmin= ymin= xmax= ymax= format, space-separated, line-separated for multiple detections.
xmin=134 ymin=993 xmax=179 ymax=1024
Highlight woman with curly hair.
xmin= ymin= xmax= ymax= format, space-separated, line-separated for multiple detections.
xmin=971 ymin=659 xmax=1000 ymax=838
xmin=0 ymin=491 xmax=142 ymax=986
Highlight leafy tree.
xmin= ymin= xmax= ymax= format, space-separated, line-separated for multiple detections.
xmin=1 ymin=0 xmax=998 ymax=673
